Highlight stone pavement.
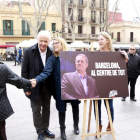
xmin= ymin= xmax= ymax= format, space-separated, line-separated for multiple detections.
xmin=3 ymin=61 xmax=140 ymax=140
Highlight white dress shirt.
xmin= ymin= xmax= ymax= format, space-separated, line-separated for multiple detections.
xmin=38 ymin=46 xmax=47 ymax=67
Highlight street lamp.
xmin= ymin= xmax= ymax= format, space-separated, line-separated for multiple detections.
xmin=52 ymin=29 xmax=65 ymax=38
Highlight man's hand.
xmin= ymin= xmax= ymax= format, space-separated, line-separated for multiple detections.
xmin=25 ymin=91 xmax=31 ymax=96
xmin=30 ymin=79 xmax=37 ymax=88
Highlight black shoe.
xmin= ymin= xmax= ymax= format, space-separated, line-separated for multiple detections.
xmin=130 ymin=98 xmax=137 ymax=101
xmin=38 ymin=134 xmax=44 ymax=140
xmin=44 ymin=130 xmax=55 ymax=138
xmin=121 ymin=97 xmax=126 ymax=101
xmin=60 ymin=128 xmax=67 ymax=140
xmin=73 ymin=124 xmax=80 ymax=135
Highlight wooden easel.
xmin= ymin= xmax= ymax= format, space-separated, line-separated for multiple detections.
xmin=80 ymin=99 xmax=115 ymax=140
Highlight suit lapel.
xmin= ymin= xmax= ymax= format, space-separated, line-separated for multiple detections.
xmin=32 ymin=44 xmax=40 ymax=75
xmin=73 ymin=71 xmax=86 ymax=95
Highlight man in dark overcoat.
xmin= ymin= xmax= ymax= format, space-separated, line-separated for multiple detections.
xmin=21 ymin=30 xmax=55 ymax=140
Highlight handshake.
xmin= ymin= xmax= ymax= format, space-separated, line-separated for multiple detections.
xmin=30 ymin=79 xmax=37 ymax=88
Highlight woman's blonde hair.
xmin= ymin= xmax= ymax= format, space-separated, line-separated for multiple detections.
xmin=53 ymin=37 xmax=68 ymax=57
xmin=98 ymin=32 xmax=114 ymax=51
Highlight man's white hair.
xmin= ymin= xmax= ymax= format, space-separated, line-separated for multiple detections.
xmin=37 ymin=30 xmax=51 ymax=41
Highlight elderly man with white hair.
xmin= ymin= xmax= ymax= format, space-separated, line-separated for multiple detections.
xmin=22 ymin=30 xmax=55 ymax=140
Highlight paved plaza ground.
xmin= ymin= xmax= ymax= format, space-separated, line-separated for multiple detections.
xmin=3 ymin=61 xmax=140 ymax=140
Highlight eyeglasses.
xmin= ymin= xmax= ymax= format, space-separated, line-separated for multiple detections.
xmin=130 ymin=49 xmax=136 ymax=50
xmin=53 ymin=42 xmax=60 ymax=46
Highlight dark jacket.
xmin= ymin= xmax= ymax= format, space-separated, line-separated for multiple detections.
xmin=0 ymin=62 xmax=31 ymax=122
xmin=127 ymin=53 xmax=140 ymax=78
xmin=21 ymin=43 xmax=54 ymax=102
xmin=35 ymin=54 xmax=80 ymax=113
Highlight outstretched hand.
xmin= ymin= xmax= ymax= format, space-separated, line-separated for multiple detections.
xmin=30 ymin=79 xmax=37 ymax=88
xmin=120 ymin=51 xmax=129 ymax=62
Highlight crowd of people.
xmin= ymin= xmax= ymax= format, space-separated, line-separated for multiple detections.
xmin=0 ymin=30 xmax=140 ymax=140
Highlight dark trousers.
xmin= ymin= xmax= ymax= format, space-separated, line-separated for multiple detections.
xmin=59 ymin=104 xmax=79 ymax=129
xmin=0 ymin=120 xmax=7 ymax=140
xmin=127 ymin=77 xmax=137 ymax=99
xmin=93 ymin=99 xmax=114 ymax=125
xmin=30 ymin=85 xmax=51 ymax=134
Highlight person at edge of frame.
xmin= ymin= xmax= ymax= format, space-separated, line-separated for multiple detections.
xmin=122 ymin=45 xmax=140 ymax=101
xmin=0 ymin=61 xmax=32 ymax=140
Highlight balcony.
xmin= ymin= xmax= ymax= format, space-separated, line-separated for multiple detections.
xmin=65 ymin=33 xmax=87 ymax=39
xmin=68 ymin=0 xmax=76 ymax=7
xmin=78 ymin=17 xmax=87 ymax=24
xmin=89 ymin=19 xmax=98 ymax=25
xmin=0 ymin=30 xmax=34 ymax=38
xmin=89 ymin=2 xmax=97 ymax=9
xmin=77 ymin=1 xmax=87 ymax=8
xmin=89 ymin=34 xmax=98 ymax=40
xmin=65 ymin=16 xmax=76 ymax=23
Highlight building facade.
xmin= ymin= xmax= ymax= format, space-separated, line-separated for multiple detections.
xmin=0 ymin=2 xmax=62 ymax=53
xmin=109 ymin=21 xmax=140 ymax=45
xmin=62 ymin=0 xmax=107 ymax=45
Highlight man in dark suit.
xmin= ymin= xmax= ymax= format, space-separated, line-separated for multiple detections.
xmin=61 ymin=54 xmax=99 ymax=100
xmin=22 ymin=30 xmax=55 ymax=140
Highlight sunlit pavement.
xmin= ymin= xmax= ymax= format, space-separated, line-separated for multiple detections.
xmin=3 ymin=61 xmax=140 ymax=140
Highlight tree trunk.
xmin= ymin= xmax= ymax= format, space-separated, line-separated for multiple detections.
xmin=72 ymin=32 xmax=75 ymax=42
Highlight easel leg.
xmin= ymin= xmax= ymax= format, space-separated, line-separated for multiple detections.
xmin=105 ymin=99 xmax=115 ymax=140
xmin=82 ymin=100 xmax=87 ymax=140
xmin=87 ymin=100 xmax=92 ymax=132
xmin=95 ymin=100 xmax=100 ymax=139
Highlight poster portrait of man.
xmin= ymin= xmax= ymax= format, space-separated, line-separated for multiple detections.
xmin=61 ymin=54 xmax=99 ymax=100
xmin=60 ymin=51 xmax=129 ymax=100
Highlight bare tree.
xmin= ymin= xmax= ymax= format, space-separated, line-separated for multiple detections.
xmin=91 ymin=0 xmax=120 ymax=33
xmin=18 ymin=0 xmax=55 ymax=38
xmin=55 ymin=0 xmax=87 ymax=42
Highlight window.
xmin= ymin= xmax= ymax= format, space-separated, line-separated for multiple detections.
xmin=78 ymin=25 xmax=82 ymax=34
xmin=91 ymin=11 xmax=96 ymax=22
xmin=100 ymin=0 xmax=104 ymax=8
xmin=78 ymin=9 xmax=83 ymax=21
xmin=52 ymin=23 xmax=56 ymax=31
xmin=22 ymin=20 xmax=30 ymax=35
xmin=100 ymin=12 xmax=104 ymax=23
xmin=111 ymin=33 xmax=114 ymax=39
xmin=91 ymin=26 xmax=95 ymax=34
xmin=117 ymin=32 xmax=120 ymax=42
xmin=3 ymin=20 xmax=13 ymax=35
xmin=38 ymin=22 xmax=45 ymax=32
xmin=68 ymin=8 xmax=73 ymax=21
xmin=68 ymin=25 xmax=73 ymax=33
xmin=130 ymin=32 xmax=133 ymax=42
xmin=79 ymin=0 xmax=83 ymax=5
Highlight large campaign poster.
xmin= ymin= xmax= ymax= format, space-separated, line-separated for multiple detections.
xmin=60 ymin=51 xmax=129 ymax=100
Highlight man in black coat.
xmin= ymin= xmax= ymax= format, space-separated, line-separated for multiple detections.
xmin=122 ymin=45 xmax=140 ymax=101
xmin=21 ymin=30 xmax=55 ymax=140
xmin=0 ymin=62 xmax=31 ymax=140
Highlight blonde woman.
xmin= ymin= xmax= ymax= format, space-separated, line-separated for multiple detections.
xmin=32 ymin=37 xmax=80 ymax=140
xmin=93 ymin=32 xmax=128 ymax=133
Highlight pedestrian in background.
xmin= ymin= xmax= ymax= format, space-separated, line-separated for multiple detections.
xmin=0 ymin=53 xmax=3 ymax=61
xmin=0 ymin=62 xmax=32 ymax=140
xmin=122 ymin=45 xmax=140 ymax=101
xmin=18 ymin=47 xmax=22 ymax=64
xmin=14 ymin=46 xmax=18 ymax=66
